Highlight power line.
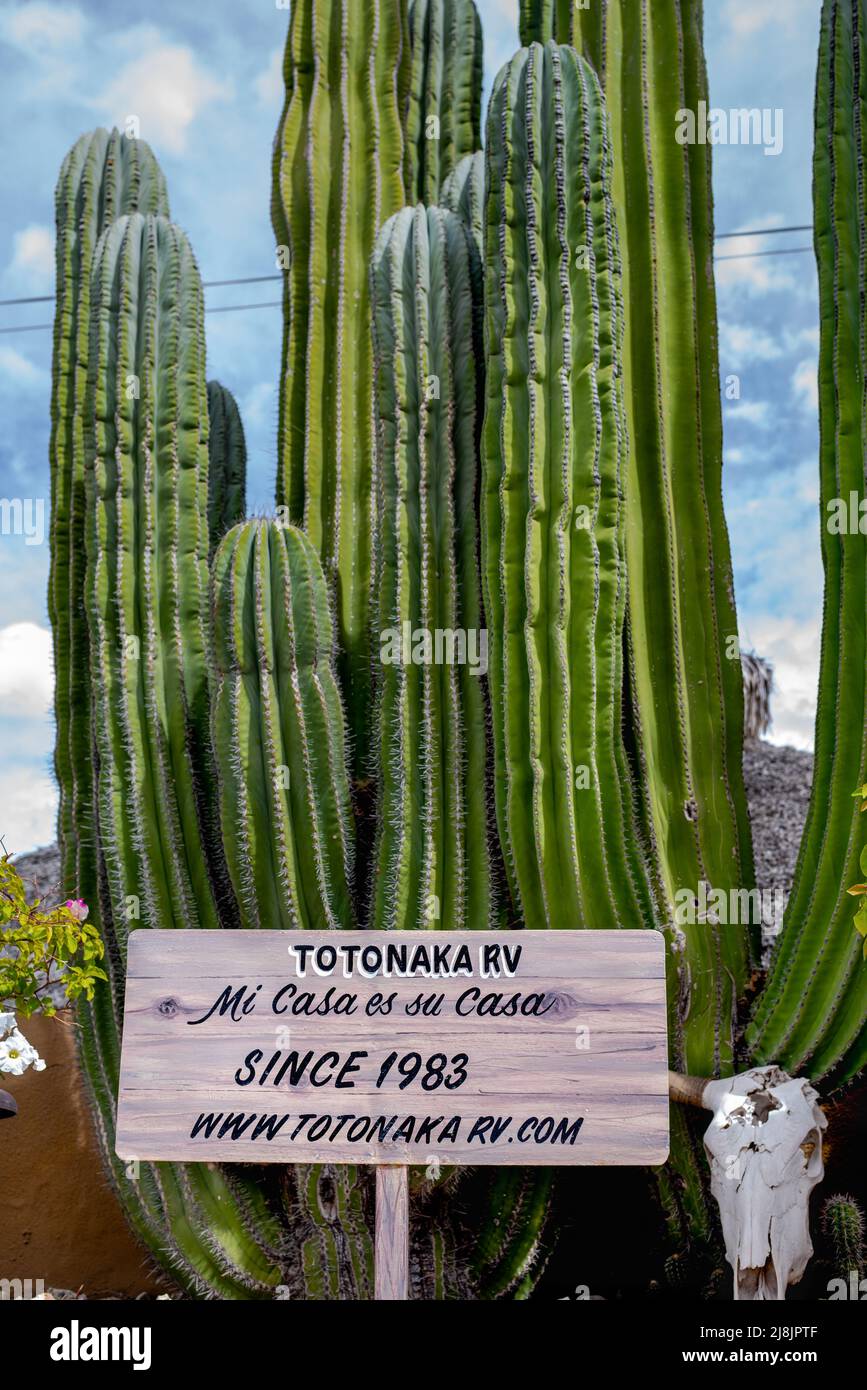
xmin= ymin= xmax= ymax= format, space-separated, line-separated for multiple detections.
xmin=714 ymin=245 xmax=813 ymax=262
xmin=715 ymin=223 xmax=811 ymax=240
xmin=0 ymin=298 xmax=284 ymax=335
xmin=0 ymin=227 xmax=814 ymax=310
xmin=0 ymin=272 xmax=283 ymax=309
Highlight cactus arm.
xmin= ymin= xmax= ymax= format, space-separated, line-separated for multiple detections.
xmin=441 ymin=150 xmax=485 ymax=253
xmin=206 ymin=381 xmax=247 ymax=553
xmin=211 ymin=520 xmax=356 ymax=932
xmin=369 ymin=204 xmax=492 ymax=931
xmin=406 ymin=0 xmax=483 ymax=203
xmin=747 ymin=0 xmax=867 ymax=1086
xmin=271 ymin=0 xmax=409 ymax=771
xmin=483 ymin=42 xmax=656 ymax=932
xmin=85 ymin=213 xmax=224 ymax=939
xmin=49 ymin=129 xmax=168 ymax=914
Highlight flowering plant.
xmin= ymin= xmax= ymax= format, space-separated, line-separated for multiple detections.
xmin=0 ymin=847 xmax=106 ymax=1021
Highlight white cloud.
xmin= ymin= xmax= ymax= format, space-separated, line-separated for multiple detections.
xmin=792 ymin=357 xmax=819 ymax=413
xmin=4 ymin=223 xmax=53 ymax=291
xmin=719 ymin=320 xmax=783 ymax=363
xmin=0 ymin=343 xmax=48 ymax=389
xmin=726 ymin=399 xmax=772 ymax=428
xmin=0 ymin=623 xmax=53 ymax=716
xmin=0 ymin=2 xmax=86 ymax=51
xmin=723 ymin=0 xmax=815 ymax=41
xmin=0 ymin=765 xmax=58 ymax=856
xmin=95 ymin=44 xmax=230 ymax=155
xmin=255 ymin=47 xmax=283 ymax=107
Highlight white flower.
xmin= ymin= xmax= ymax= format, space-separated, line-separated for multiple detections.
xmin=0 ymin=1027 xmax=44 ymax=1075
xmin=0 ymin=1010 xmax=16 ymax=1035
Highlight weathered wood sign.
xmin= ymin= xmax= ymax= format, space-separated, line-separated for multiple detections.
xmin=115 ymin=930 xmax=669 ymax=1168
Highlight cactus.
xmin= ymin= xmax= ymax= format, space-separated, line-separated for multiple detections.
xmin=442 ymin=150 xmax=484 ymax=253
xmin=482 ymin=41 xmax=657 ymax=934
xmin=405 ymin=0 xmax=483 ymax=204
xmin=518 ymin=0 xmax=572 ymax=45
xmin=369 ymin=204 xmax=492 ymax=931
xmin=210 ymin=519 xmax=356 ymax=931
xmin=521 ymin=0 xmax=757 ymax=1082
xmin=207 ymin=381 xmax=247 ymax=554
xmin=49 ymin=129 xmax=169 ymax=926
xmin=271 ymin=0 xmax=410 ymax=772
xmin=77 ymin=209 xmax=300 ymax=1297
xmin=85 ymin=213 xmax=226 ymax=936
xmin=822 ymin=1194 xmax=865 ymax=1281
xmin=747 ymin=0 xmax=867 ymax=1086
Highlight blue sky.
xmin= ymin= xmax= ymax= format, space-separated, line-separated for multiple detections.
xmin=0 ymin=0 xmax=825 ymax=853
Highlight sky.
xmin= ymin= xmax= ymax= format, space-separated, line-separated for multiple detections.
xmin=0 ymin=0 xmax=825 ymax=854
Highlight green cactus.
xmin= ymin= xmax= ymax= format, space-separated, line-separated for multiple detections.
xmin=822 ymin=1194 xmax=865 ymax=1281
xmin=522 ymin=0 xmax=756 ymax=1085
xmin=77 ymin=209 xmax=299 ymax=1297
xmin=211 ymin=519 xmax=356 ymax=931
xmin=747 ymin=0 xmax=867 ymax=1086
xmin=482 ymin=40 xmax=657 ymax=934
xmin=406 ymin=0 xmax=483 ymax=204
xmin=369 ymin=203 xmax=493 ymax=932
xmin=85 ymin=212 xmax=226 ymax=936
xmin=271 ymin=0 xmax=410 ymax=773
xmin=442 ymin=151 xmax=484 ymax=253
xmin=206 ymin=381 xmax=247 ymax=554
xmin=518 ymin=0 xmax=572 ymax=45
xmin=49 ymin=129 xmax=169 ymax=926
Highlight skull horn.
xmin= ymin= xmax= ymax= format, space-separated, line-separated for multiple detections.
xmin=668 ymin=1071 xmax=712 ymax=1109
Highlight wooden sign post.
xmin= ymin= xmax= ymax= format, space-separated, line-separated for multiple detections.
xmin=116 ymin=930 xmax=668 ymax=1300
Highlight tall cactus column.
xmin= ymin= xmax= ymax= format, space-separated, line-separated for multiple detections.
xmin=211 ymin=520 xmax=356 ymax=932
xmin=369 ymin=204 xmax=492 ymax=932
xmin=271 ymin=0 xmax=410 ymax=772
xmin=405 ymin=0 xmax=483 ymax=204
xmin=49 ymin=129 xmax=168 ymax=911
xmin=482 ymin=41 xmax=657 ymax=934
xmin=526 ymin=0 xmax=758 ymax=1075
xmin=85 ymin=212 xmax=225 ymax=939
xmin=748 ymin=0 xmax=867 ymax=1086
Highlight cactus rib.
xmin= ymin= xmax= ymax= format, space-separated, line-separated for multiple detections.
xmin=369 ymin=204 xmax=492 ymax=931
xmin=271 ymin=0 xmax=410 ymax=772
xmin=211 ymin=519 xmax=356 ymax=931
xmin=406 ymin=0 xmax=484 ymax=204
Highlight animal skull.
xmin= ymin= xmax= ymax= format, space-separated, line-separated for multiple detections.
xmin=671 ymin=1066 xmax=826 ymax=1300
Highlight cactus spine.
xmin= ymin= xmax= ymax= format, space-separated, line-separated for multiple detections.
xmin=406 ymin=0 xmax=483 ymax=204
xmin=369 ymin=204 xmax=492 ymax=931
xmin=207 ymin=381 xmax=247 ymax=554
xmin=483 ymin=41 xmax=656 ymax=933
xmin=442 ymin=150 xmax=484 ymax=253
xmin=748 ymin=0 xmax=867 ymax=1085
xmin=211 ymin=519 xmax=356 ymax=931
xmin=271 ymin=0 xmax=410 ymax=771
xmin=49 ymin=129 xmax=168 ymax=919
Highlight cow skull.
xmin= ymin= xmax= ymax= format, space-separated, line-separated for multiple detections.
xmin=669 ymin=1066 xmax=826 ymax=1300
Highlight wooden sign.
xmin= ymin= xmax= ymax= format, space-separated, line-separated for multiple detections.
xmin=115 ymin=930 xmax=669 ymax=1168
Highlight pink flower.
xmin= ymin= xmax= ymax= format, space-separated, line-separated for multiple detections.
xmin=64 ymin=899 xmax=89 ymax=922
